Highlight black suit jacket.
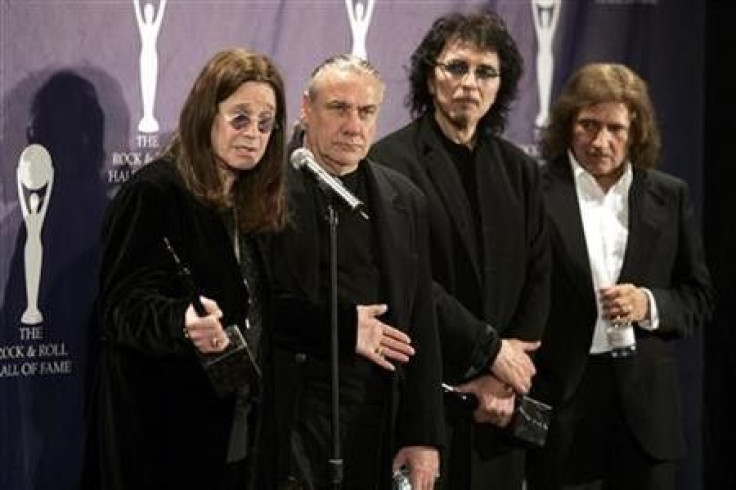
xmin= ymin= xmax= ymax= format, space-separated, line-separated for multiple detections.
xmin=534 ymin=158 xmax=715 ymax=459
xmin=262 ymin=160 xmax=444 ymax=485
xmin=370 ymin=115 xmax=550 ymax=384
xmin=370 ymin=115 xmax=550 ymax=475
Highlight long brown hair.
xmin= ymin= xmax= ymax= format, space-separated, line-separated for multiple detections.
xmin=541 ymin=63 xmax=660 ymax=169
xmin=166 ymin=47 xmax=287 ymax=233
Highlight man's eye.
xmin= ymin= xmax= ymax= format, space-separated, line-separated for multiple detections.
xmin=257 ymin=117 xmax=277 ymax=133
xmin=609 ymin=125 xmax=627 ymax=134
xmin=475 ymin=65 xmax=500 ymax=79
xmin=444 ymin=61 xmax=469 ymax=76
xmin=231 ymin=114 xmax=251 ymax=130
xmin=579 ymin=120 xmax=597 ymax=132
xmin=328 ymin=103 xmax=349 ymax=113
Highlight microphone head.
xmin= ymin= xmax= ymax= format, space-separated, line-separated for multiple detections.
xmin=290 ymin=147 xmax=313 ymax=170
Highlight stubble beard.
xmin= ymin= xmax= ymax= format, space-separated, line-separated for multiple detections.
xmin=438 ymin=104 xmax=471 ymax=132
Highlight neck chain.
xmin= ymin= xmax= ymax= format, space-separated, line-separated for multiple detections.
xmin=233 ymin=206 xmax=241 ymax=264
xmin=231 ymin=206 xmax=253 ymax=322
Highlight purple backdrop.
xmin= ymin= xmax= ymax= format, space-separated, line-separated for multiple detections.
xmin=0 ymin=1 xmax=704 ymax=489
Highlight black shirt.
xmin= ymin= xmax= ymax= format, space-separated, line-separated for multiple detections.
xmin=432 ymin=119 xmax=485 ymax=317
xmin=311 ymin=163 xmax=388 ymax=403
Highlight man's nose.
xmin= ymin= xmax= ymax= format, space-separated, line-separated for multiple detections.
xmin=460 ymin=69 xmax=480 ymax=88
xmin=241 ymin=120 xmax=260 ymax=137
xmin=342 ymin=109 xmax=363 ymax=133
xmin=591 ymin=127 xmax=611 ymax=147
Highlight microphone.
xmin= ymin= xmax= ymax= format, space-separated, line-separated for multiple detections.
xmin=290 ymin=147 xmax=369 ymax=220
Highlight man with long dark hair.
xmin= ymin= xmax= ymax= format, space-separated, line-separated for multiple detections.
xmin=83 ymin=48 xmax=287 ymax=490
xmin=527 ymin=63 xmax=714 ymax=489
xmin=371 ymin=11 xmax=551 ymax=490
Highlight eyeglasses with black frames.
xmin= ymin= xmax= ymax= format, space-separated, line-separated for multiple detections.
xmin=435 ymin=59 xmax=500 ymax=82
xmin=222 ymin=112 xmax=277 ymax=134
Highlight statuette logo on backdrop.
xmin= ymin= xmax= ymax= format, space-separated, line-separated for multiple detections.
xmin=16 ymin=144 xmax=54 ymax=326
xmin=531 ymin=0 xmax=561 ymax=131
xmin=345 ymin=0 xmax=375 ymax=60
xmin=133 ymin=0 xmax=167 ymax=133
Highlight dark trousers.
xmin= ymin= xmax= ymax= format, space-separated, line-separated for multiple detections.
xmin=220 ymin=459 xmax=251 ymax=490
xmin=285 ymin=358 xmax=390 ymax=490
xmin=440 ymin=402 xmax=525 ymax=490
xmin=527 ymin=356 xmax=676 ymax=490
xmin=219 ymin=402 xmax=259 ymax=490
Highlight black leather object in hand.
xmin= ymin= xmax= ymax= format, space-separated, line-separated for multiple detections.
xmin=442 ymin=384 xmax=552 ymax=447
xmin=508 ymin=394 xmax=552 ymax=448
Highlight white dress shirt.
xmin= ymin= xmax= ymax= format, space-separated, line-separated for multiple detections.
xmin=569 ymin=152 xmax=658 ymax=354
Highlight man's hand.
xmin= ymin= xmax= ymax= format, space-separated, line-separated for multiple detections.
xmin=392 ymin=445 xmax=439 ymax=490
xmin=490 ymin=338 xmax=540 ymax=394
xmin=600 ymin=283 xmax=649 ymax=324
xmin=355 ymin=304 xmax=414 ymax=371
xmin=183 ymin=296 xmax=229 ymax=354
xmin=456 ymin=374 xmax=515 ymax=427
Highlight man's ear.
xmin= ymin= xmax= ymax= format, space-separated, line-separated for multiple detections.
xmin=300 ymin=91 xmax=311 ymax=126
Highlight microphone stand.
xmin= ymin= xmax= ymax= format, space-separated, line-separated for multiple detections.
xmin=325 ymin=196 xmax=343 ymax=489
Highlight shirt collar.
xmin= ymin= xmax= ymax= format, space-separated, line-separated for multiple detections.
xmin=568 ymin=149 xmax=633 ymax=200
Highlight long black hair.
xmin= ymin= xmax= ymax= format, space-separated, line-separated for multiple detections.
xmin=407 ymin=10 xmax=523 ymax=135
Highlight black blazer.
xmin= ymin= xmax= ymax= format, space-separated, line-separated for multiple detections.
xmin=370 ymin=115 xmax=550 ymax=383
xmin=262 ymin=161 xmax=444 ymax=478
xmin=534 ymin=158 xmax=715 ymax=459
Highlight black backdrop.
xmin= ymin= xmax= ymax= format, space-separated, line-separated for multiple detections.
xmin=704 ymin=1 xmax=736 ymax=488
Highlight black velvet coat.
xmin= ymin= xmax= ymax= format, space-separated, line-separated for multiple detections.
xmin=82 ymin=159 xmax=259 ymax=490
xmin=370 ymin=114 xmax=551 ymax=489
xmin=262 ymin=161 xmax=444 ymax=489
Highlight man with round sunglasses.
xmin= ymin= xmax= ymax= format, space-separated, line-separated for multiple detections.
xmin=83 ymin=48 xmax=287 ymax=490
xmin=222 ymin=111 xmax=278 ymax=134
xmin=371 ymin=10 xmax=550 ymax=490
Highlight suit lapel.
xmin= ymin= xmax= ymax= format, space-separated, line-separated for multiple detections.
xmin=618 ymin=169 xmax=661 ymax=283
xmin=417 ymin=118 xmax=482 ymax=283
xmin=545 ymin=161 xmax=596 ymax=302
xmin=364 ymin=161 xmax=408 ymax=327
xmin=474 ymin=137 xmax=507 ymax=311
xmin=283 ymin=165 xmax=323 ymax=297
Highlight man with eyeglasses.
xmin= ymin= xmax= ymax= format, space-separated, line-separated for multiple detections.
xmin=222 ymin=111 xmax=278 ymax=134
xmin=264 ymin=54 xmax=443 ymax=489
xmin=370 ymin=10 xmax=551 ymax=490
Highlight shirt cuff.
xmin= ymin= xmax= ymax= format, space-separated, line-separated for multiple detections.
xmin=638 ymin=287 xmax=659 ymax=330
